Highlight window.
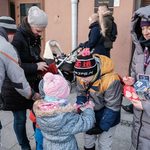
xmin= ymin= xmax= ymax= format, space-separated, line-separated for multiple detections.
xmin=94 ymin=0 xmax=114 ymax=13
xmin=20 ymin=3 xmax=40 ymax=23
xmin=141 ymin=0 xmax=150 ymax=6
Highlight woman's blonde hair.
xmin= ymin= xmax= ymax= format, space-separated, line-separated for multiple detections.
xmin=90 ymin=13 xmax=99 ymax=23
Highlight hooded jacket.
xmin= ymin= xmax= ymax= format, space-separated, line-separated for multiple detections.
xmin=0 ymin=27 xmax=32 ymax=110
xmin=130 ymin=5 xmax=150 ymax=150
xmin=76 ymin=55 xmax=122 ymax=131
xmin=33 ymin=99 xmax=95 ymax=150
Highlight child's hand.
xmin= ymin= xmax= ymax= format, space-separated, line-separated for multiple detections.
xmin=84 ymin=101 xmax=95 ymax=110
xmin=131 ymin=99 xmax=143 ymax=110
xmin=123 ymin=76 xmax=135 ymax=85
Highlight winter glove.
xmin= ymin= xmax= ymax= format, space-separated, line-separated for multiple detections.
xmin=86 ymin=126 xmax=103 ymax=135
xmin=79 ymin=43 xmax=85 ymax=48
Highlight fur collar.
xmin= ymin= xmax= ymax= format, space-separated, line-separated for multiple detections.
xmin=33 ymin=100 xmax=77 ymax=117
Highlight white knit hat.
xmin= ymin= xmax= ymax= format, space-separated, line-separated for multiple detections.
xmin=28 ymin=6 xmax=48 ymax=28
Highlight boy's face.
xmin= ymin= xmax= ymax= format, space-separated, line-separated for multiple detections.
xmin=78 ymin=75 xmax=94 ymax=85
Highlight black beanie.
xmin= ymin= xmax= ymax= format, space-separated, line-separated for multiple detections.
xmin=0 ymin=16 xmax=17 ymax=33
xmin=74 ymin=49 xmax=97 ymax=77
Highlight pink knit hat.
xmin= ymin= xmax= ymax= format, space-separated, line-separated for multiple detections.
xmin=43 ymin=73 xmax=70 ymax=99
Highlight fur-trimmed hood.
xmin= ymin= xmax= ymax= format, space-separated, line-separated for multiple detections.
xmin=33 ymin=99 xmax=77 ymax=117
xmin=131 ymin=5 xmax=150 ymax=54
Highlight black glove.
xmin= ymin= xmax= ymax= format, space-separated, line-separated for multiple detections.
xmin=86 ymin=126 xmax=103 ymax=135
xmin=79 ymin=43 xmax=85 ymax=48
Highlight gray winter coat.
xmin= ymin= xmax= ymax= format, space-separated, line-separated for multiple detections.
xmin=0 ymin=27 xmax=31 ymax=101
xmin=130 ymin=5 xmax=150 ymax=150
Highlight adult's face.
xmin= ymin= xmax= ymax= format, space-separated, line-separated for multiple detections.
xmin=141 ymin=26 xmax=150 ymax=40
xmin=31 ymin=26 xmax=45 ymax=37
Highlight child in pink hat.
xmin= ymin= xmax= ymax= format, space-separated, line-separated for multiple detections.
xmin=33 ymin=72 xmax=95 ymax=150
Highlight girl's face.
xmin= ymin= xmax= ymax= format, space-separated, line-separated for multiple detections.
xmin=141 ymin=26 xmax=150 ymax=40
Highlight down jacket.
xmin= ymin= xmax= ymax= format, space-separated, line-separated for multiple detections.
xmin=130 ymin=5 xmax=150 ymax=150
xmin=76 ymin=54 xmax=122 ymax=131
xmin=0 ymin=27 xmax=32 ymax=109
xmin=33 ymin=100 xmax=95 ymax=150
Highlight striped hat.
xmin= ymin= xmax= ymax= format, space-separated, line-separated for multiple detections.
xmin=0 ymin=16 xmax=17 ymax=33
xmin=74 ymin=48 xmax=97 ymax=77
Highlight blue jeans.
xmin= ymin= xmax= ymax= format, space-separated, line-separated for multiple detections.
xmin=35 ymin=128 xmax=43 ymax=150
xmin=12 ymin=110 xmax=31 ymax=150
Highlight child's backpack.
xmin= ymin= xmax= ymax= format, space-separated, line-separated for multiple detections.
xmin=110 ymin=21 xmax=118 ymax=42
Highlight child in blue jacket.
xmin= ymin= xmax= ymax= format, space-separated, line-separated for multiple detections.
xmin=33 ymin=72 xmax=95 ymax=150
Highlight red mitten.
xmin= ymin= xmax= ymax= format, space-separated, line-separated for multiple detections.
xmin=123 ymin=85 xmax=139 ymax=101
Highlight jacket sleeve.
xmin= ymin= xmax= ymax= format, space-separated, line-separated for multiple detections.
xmin=100 ymin=80 xmax=122 ymax=131
xmin=0 ymin=45 xmax=31 ymax=99
xmin=142 ymin=101 xmax=150 ymax=117
xmin=86 ymin=28 xmax=101 ymax=49
xmin=21 ymin=63 xmax=38 ymax=74
xmin=64 ymin=109 xmax=95 ymax=135
xmin=130 ymin=50 xmax=137 ymax=78
xmin=76 ymin=78 xmax=88 ymax=104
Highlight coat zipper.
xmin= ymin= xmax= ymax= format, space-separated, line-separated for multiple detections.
xmin=136 ymin=110 xmax=143 ymax=150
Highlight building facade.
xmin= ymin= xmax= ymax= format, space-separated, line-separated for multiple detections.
xmin=0 ymin=0 xmax=150 ymax=76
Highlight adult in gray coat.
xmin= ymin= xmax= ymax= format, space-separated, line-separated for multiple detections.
xmin=0 ymin=16 xmax=39 ymax=146
xmin=123 ymin=5 xmax=150 ymax=150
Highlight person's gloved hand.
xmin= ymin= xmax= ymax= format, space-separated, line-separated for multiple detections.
xmin=86 ymin=126 xmax=103 ymax=135
xmin=76 ymin=96 xmax=88 ymax=105
xmin=79 ymin=43 xmax=85 ymax=48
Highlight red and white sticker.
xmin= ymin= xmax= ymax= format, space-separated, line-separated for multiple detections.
xmin=123 ymin=85 xmax=139 ymax=101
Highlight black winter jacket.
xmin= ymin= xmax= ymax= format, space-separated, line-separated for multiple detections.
xmin=12 ymin=18 xmax=44 ymax=92
xmin=83 ymin=22 xmax=106 ymax=55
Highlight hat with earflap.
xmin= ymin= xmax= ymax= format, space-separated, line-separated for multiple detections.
xmin=74 ymin=48 xmax=97 ymax=77
xmin=0 ymin=16 xmax=17 ymax=33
